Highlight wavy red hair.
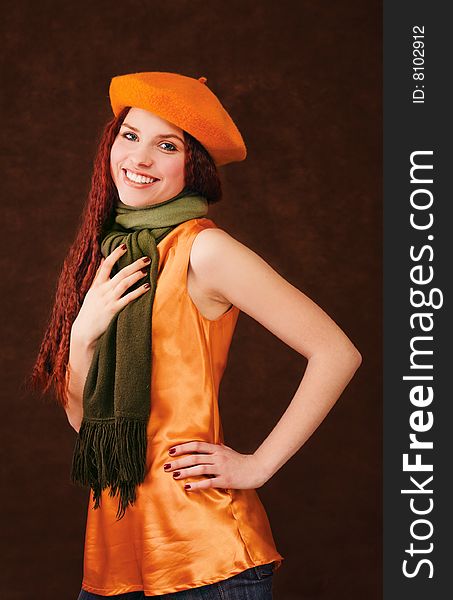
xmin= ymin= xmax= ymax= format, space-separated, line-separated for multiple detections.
xmin=28 ymin=106 xmax=222 ymax=408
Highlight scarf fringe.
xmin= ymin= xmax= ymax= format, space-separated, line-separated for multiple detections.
xmin=70 ymin=418 xmax=147 ymax=520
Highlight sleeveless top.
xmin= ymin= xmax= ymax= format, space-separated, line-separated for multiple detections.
xmin=80 ymin=217 xmax=284 ymax=596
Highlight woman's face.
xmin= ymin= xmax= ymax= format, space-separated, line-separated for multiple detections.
xmin=110 ymin=107 xmax=186 ymax=207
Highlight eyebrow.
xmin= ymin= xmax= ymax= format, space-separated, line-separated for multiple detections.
xmin=121 ymin=122 xmax=184 ymax=144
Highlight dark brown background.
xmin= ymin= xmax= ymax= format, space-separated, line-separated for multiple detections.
xmin=1 ymin=1 xmax=381 ymax=598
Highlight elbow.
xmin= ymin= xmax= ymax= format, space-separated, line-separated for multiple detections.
xmin=71 ymin=421 xmax=81 ymax=434
xmin=64 ymin=391 xmax=83 ymax=434
xmin=353 ymin=350 xmax=363 ymax=373
xmin=348 ymin=344 xmax=363 ymax=374
xmin=69 ymin=418 xmax=81 ymax=434
xmin=351 ymin=344 xmax=362 ymax=367
xmin=330 ymin=340 xmax=363 ymax=375
xmin=309 ymin=342 xmax=362 ymax=376
xmin=65 ymin=408 xmax=82 ymax=434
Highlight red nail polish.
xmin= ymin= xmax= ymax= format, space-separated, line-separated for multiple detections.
xmin=173 ymin=471 xmax=180 ymax=478
xmin=184 ymin=484 xmax=191 ymax=490
xmin=169 ymin=448 xmax=176 ymax=455
xmin=163 ymin=464 xmax=171 ymax=470
xmin=120 ymin=243 xmax=127 ymax=250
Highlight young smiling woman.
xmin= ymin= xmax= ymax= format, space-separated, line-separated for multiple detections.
xmin=31 ymin=72 xmax=361 ymax=599
xmin=109 ymin=107 xmax=234 ymax=322
xmin=111 ymin=108 xmax=187 ymax=208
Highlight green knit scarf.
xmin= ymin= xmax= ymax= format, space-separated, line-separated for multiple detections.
xmin=70 ymin=188 xmax=209 ymax=520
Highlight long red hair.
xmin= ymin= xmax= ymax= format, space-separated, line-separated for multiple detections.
xmin=28 ymin=106 xmax=222 ymax=408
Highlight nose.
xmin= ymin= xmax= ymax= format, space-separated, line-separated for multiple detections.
xmin=132 ymin=147 xmax=154 ymax=168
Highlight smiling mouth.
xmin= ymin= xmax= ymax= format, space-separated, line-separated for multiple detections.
xmin=122 ymin=168 xmax=160 ymax=186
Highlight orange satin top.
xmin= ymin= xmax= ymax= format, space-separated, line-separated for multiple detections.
xmin=80 ymin=217 xmax=284 ymax=596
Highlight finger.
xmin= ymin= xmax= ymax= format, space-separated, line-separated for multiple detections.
xmin=172 ymin=466 xmax=218 ymax=480
xmin=112 ymin=269 xmax=148 ymax=298
xmin=116 ymin=281 xmax=151 ymax=311
xmin=96 ymin=245 xmax=128 ymax=283
xmin=168 ymin=441 xmax=218 ymax=456
xmin=91 ymin=257 xmax=106 ymax=285
xmin=110 ymin=256 xmax=151 ymax=286
xmin=165 ymin=456 xmax=215 ymax=472
xmin=183 ymin=477 xmax=224 ymax=492
xmin=96 ymin=257 xmax=106 ymax=271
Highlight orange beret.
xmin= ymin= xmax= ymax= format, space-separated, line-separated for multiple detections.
xmin=109 ymin=71 xmax=247 ymax=167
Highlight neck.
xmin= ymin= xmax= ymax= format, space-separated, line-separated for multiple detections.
xmin=116 ymin=187 xmax=198 ymax=211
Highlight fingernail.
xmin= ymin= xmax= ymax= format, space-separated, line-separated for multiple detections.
xmin=120 ymin=243 xmax=127 ymax=250
xmin=184 ymin=484 xmax=191 ymax=490
xmin=169 ymin=448 xmax=176 ymax=455
xmin=173 ymin=471 xmax=180 ymax=478
xmin=143 ymin=256 xmax=151 ymax=263
xmin=163 ymin=464 xmax=171 ymax=470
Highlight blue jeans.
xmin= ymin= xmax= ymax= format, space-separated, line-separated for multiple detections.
xmin=77 ymin=561 xmax=275 ymax=599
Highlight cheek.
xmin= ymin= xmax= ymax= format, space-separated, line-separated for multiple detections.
xmin=110 ymin=140 xmax=127 ymax=170
xmin=110 ymin=144 xmax=118 ymax=168
xmin=165 ymin=156 xmax=186 ymax=183
xmin=110 ymin=146 xmax=123 ymax=183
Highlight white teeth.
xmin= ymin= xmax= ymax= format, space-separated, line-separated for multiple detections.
xmin=125 ymin=169 xmax=156 ymax=184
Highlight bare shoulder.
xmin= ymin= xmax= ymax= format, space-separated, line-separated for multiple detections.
xmin=189 ymin=227 xmax=255 ymax=300
xmin=189 ymin=225 xmax=299 ymax=315
xmin=189 ymin=226 xmax=359 ymax=360
xmin=188 ymin=227 xmax=242 ymax=305
xmin=192 ymin=226 xmax=240 ymax=253
xmin=190 ymin=226 xmax=262 ymax=271
xmin=191 ymin=226 xmax=242 ymax=257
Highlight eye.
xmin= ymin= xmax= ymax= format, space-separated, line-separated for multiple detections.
xmin=159 ymin=141 xmax=177 ymax=152
xmin=121 ymin=131 xmax=138 ymax=142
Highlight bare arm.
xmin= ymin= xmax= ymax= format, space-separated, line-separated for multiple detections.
xmin=189 ymin=227 xmax=362 ymax=483
xmin=64 ymin=329 xmax=97 ymax=433
xmin=253 ymin=342 xmax=361 ymax=481
xmin=64 ymin=246 xmax=154 ymax=432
